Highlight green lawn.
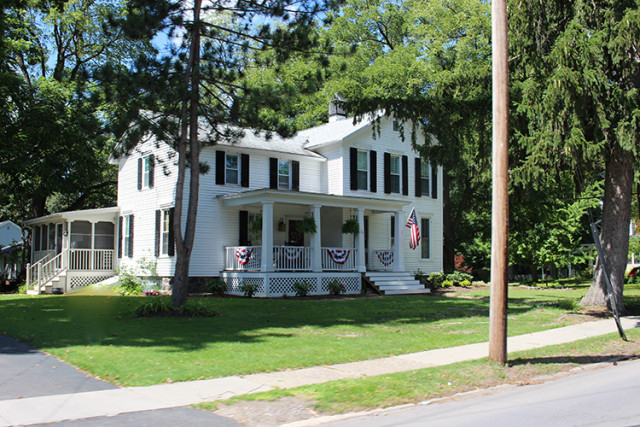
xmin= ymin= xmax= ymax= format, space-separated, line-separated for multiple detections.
xmin=0 ymin=281 xmax=638 ymax=387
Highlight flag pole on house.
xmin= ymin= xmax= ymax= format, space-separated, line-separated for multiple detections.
xmin=406 ymin=208 xmax=420 ymax=250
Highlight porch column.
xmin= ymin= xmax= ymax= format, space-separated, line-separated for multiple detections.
xmin=393 ymin=210 xmax=405 ymax=272
xmin=90 ymin=221 xmax=96 ymax=270
xmin=261 ymin=201 xmax=274 ymax=272
xmin=311 ymin=204 xmax=322 ymax=272
xmin=356 ymin=208 xmax=366 ymax=272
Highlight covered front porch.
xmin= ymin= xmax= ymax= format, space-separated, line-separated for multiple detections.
xmin=218 ymin=189 xmax=423 ymax=296
xmin=24 ymin=207 xmax=119 ymax=294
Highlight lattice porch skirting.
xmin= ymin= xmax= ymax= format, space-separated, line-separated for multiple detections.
xmin=221 ymin=272 xmax=362 ymax=297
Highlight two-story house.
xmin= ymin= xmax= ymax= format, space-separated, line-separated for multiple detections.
xmin=24 ymin=111 xmax=442 ymax=296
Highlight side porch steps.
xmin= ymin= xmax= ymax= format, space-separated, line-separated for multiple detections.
xmin=365 ymin=271 xmax=430 ymax=295
xmin=26 ymin=271 xmax=67 ymax=295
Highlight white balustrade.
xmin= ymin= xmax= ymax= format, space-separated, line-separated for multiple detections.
xmin=322 ymin=247 xmax=357 ymax=271
xmin=226 ymin=246 xmax=262 ymax=271
xmin=273 ymin=246 xmax=311 ymax=271
xmin=370 ymin=249 xmax=394 ymax=271
xmin=69 ymin=249 xmax=115 ymax=270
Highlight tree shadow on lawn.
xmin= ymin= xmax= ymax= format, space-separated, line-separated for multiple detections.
xmin=508 ymin=353 xmax=639 ymax=367
xmin=0 ymin=292 xmax=583 ymax=352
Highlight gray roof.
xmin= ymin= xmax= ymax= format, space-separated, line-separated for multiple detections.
xmin=298 ymin=115 xmax=378 ymax=149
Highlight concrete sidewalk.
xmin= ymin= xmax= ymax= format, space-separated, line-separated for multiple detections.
xmin=1 ymin=316 xmax=638 ymax=426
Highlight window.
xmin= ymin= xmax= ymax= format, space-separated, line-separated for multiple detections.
xmin=421 ymin=161 xmax=431 ymax=197
xmin=142 ymin=156 xmax=152 ymax=188
xmin=161 ymin=210 xmax=171 ymax=255
xmin=70 ymin=221 xmax=92 ymax=249
xmin=278 ymin=161 xmax=290 ymax=190
xmin=34 ymin=226 xmax=41 ymax=251
xmin=421 ymin=217 xmax=431 ymax=259
xmin=357 ymin=151 xmax=368 ymax=190
xmin=390 ymin=155 xmax=400 ymax=193
xmin=390 ymin=215 xmax=395 ymax=249
xmin=94 ymin=222 xmax=115 ymax=250
xmin=123 ymin=216 xmax=131 ymax=257
xmin=225 ymin=153 xmax=239 ymax=185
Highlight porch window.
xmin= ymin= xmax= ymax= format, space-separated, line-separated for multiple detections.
xmin=48 ymin=225 xmax=55 ymax=250
xmin=421 ymin=217 xmax=431 ymax=259
xmin=278 ymin=161 xmax=290 ymax=190
xmin=421 ymin=161 xmax=431 ymax=197
xmin=70 ymin=221 xmax=92 ymax=249
xmin=161 ymin=210 xmax=171 ymax=255
xmin=357 ymin=151 xmax=368 ymax=191
xmin=94 ymin=222 xmax=115 ymax=250
xmin=390 ymin=155 xmax=400 ymax=194
xmin=226 ymin=153 xmax=239 ymax=185
xmin=123 ymin=216 xmax=132 ymax=257
xmin=34 ymin=226 xmax=41 ymax=251
xmin=41 ymin=225 xmax=48 ymax=250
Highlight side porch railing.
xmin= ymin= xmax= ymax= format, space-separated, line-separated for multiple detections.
xmin=370 ymin=249 xmax=394 ymax=271
xmin=26 ymin=249 xmax=116 ymax=294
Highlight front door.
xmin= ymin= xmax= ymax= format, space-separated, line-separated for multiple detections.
xmin=288 ymin=220 xmax=304 ymax=246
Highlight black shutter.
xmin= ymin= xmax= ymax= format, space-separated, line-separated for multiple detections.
xmin=269 ymin=157 xmax=278 ymax=189
xmin=369 ymin=150 xmax=377 ymax=193
xmin=383 ymin=152 xmax=391 ymax=194
xmin=154 ymin=209 xmax=160 ymax=257
xmin=241 ymin=153 xmax=250 ymax=187
xmin=149 ymin=155 xmax=155 ymax=188
xmin=215 ymin=151 xmax=225 ymax=185
xmin=168 ymin=208 xmax=175 ymax=257
xmin=431 ymin=161 xmax=438 ymax=199
xmin=402 ymin=155 xmax=408 ymax=196
xmin=118 ymin=216 xmax=123 ymax=258
xmin=137 ymin=158 xmax=142 ymax=190
xmin=415 ymin=158 xmax=422 ymax=197
xmin=349 ymin=147 xmax=357 ymax=191
xmin=239 ymin=210 xmax=249 ymax=245
xmin=128 ymin=215 xmax=134 ymax=258
xmin=292 ymin=160 xmax=300 ymax=191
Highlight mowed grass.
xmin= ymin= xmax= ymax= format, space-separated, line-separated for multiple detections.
xmin=203 ymin=328 xmax=640 ymax=415
xmin=0 ymin=281 xmax=638 ymax=387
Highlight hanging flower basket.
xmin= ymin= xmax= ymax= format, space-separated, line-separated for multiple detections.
xmin=341 ymin=218 xmax=360 ymax=235
xmin=296 ymin=216 xmax=317 ymax=234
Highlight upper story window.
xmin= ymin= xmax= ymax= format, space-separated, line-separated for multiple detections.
xmin=357 ymin=151 xmax=368 ymax=191
xmin=421 ymin=161 xmax=431 ymax=197
xmin=138 ymin=155 xmax=154 ymax=190
xmin=390 ymin=155 xmax=400 ymax=194
xmin=225 ymin=153 xmax=239 ymax=185
xmin=278 ymin=161 xmax=291 ymax=190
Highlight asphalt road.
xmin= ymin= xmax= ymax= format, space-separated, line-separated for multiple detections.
xmin=319 ymin=358 xmax=640 ymax=427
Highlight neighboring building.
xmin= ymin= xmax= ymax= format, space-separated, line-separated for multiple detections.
xmin=24 ymin=112 xmax=443 ymax=296
xmin=0 ymin=220 xmax=24 ymax=281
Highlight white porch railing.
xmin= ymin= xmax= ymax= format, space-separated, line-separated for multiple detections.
xmin=273 ymin=246 xmax=312 ymax=271
xmin=33 ymin=250 xmax=54 ymax=264
xmin=370 ymin=249 xmax=394 ymax=271
xmin=26 ymin=250 xmax=66 ymax=294
xmin=69 ymin=249 xmax=115 ymax=270
xmin=225 ymin=246 xmax=262 ymax=271
xmin=322 ymin=247 xmax=357 ymax=271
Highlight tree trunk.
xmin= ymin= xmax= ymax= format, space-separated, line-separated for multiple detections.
xmin=171 ymin=0 xmax=203 ymax=309
xmin=581 ymin=145 xmax=633 ymax=312
xmin=32 ymin=194 xmax=47 ymax=218
xmin=530 ymin=264 xmax=538 ymax=282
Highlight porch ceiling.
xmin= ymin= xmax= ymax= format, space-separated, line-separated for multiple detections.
xmin=217 ymin=189 xmax=409 ymax=213
xmin=23 ymin=206 xmax=120 ymax=227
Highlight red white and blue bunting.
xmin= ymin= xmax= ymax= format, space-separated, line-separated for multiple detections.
xmin=282 ymin=247 xmax=302 ymax=261
xmin=235 ymin=248 xmax=253 ymax=265
xmin=376 ymin=250 xmax=394 ymax=267
xmin=327 ymin=248 xmax=350 ymax=264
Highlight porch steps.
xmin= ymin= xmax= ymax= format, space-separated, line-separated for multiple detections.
xmin=365 ymin=272 xmax=430 ymax=295
xmin=26 ymin=271 xmax=67 ymax=295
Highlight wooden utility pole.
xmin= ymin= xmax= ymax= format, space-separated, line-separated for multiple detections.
xmin=489 ymin=0 xmax=509 ymax=364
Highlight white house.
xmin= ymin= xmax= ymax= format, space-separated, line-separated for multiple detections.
xmin=0 ymin=220 xmax=24 ymax=281
xmin=24 ymin=112 xmax=443 ymax=296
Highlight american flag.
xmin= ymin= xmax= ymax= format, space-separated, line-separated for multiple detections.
xmin=405 ymin=208 xmax=420 ymax=250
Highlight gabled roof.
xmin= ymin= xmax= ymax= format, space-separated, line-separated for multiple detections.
xmin=298 ymin=113 xmax=380 ymax=149
xmin=0 ymin=220 xmax=20 ymax=231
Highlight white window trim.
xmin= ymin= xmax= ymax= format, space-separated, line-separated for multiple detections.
xmin=356 ymin=150 xmax=369 ymax=191
xmin=160 ymin=209 xmax=171 ymax=256
xmin=390 ymin=155 xmax=400 ymax=194
xmin=278 ymin=160 xmax=291 ymax=190
xmin=123 ymin=215 xmax=132 ymax=258
xmin=142 ymin=156 xmax=152 ymax=189
xmin=421 ymin=161 xmax=431 ymax=197
xmin=225 ymin=153 xmax=240 ymax=185
xmin=420 ymin=216 xmax=431 ymax=260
